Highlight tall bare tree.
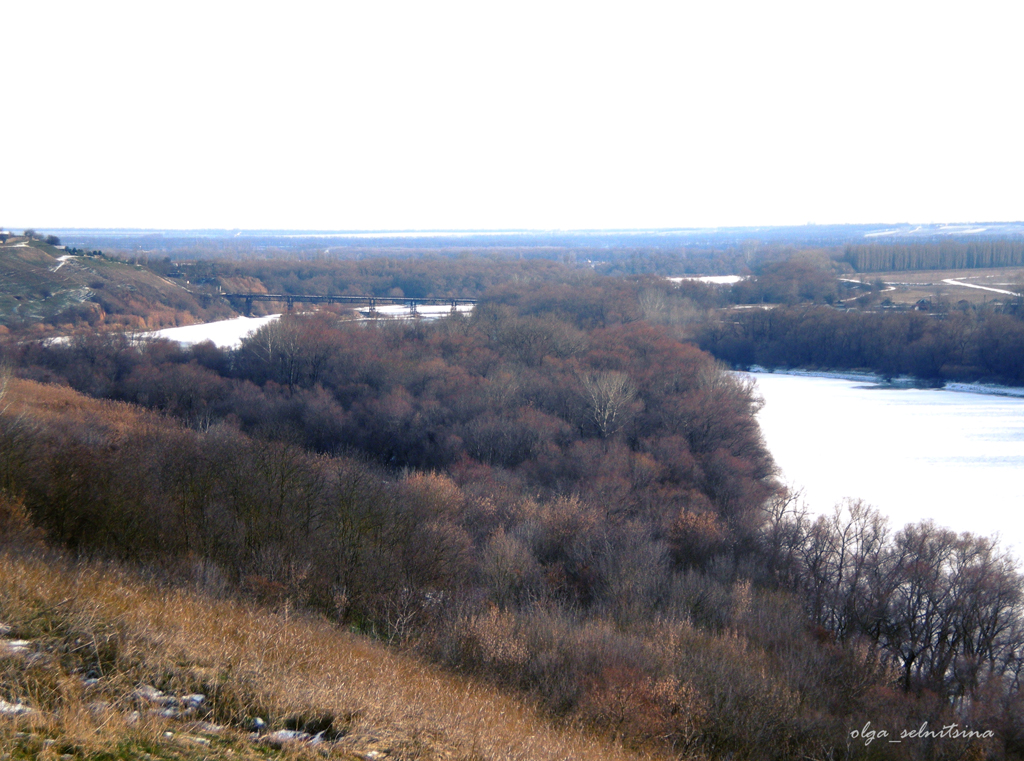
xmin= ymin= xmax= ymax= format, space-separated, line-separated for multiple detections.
xmin=579 ymin=370 xmax=638 ymax=438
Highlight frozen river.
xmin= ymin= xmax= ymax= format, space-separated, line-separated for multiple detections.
xmin=148 ymin=304 xmax=474 ymax=348
xmin=747 ymin=372 xmax=1024 ymax=551
xmin=150 ymin=314 xmax=281 ymax=348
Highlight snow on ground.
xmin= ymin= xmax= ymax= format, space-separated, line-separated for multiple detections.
xmin=50 ymin=254 xmax=75 ymax=272
xmin=0 ymin=640 xmax=31 ymax=656
xmin=667 ymin=275 xmax=745 ymax=285
xmin=356 ymin=304 xmax=475 ymax=320
xmin=0 ymin=699 xmax=34 ymax=716
xmin=942 ymin=279 xmax=1022 ymax=297
xmin=938 ymin=225 xmax=987 ymax=235
xmin=147 ymin=304 xmax=474 ymax=347
xmin=148 ymin=314 xmax=281 ymax=348
xmin=839 ymin=278 xmax=896 ymax=293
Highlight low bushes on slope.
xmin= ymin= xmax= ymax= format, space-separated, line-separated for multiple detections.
xmin=0 ymin=550 xmax=659 ymax=761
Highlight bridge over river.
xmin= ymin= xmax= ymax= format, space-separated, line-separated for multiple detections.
xmin=221 ymin=292 xmax=477 ymax=316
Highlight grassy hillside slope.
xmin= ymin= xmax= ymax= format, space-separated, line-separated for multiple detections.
xmin=0 ymin=238 xmax=232 ymax=333
xmin=0 ymin=550 xmax=658 ymax=761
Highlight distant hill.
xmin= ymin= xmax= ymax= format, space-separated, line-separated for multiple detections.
xmin=0 ymin=237 xmax=233 ymax=333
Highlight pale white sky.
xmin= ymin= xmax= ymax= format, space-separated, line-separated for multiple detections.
xmin=3 ymin=1 xmax=1023 ymax=231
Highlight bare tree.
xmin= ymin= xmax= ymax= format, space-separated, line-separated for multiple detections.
xmin=579 ymin=370 xmax=638 ymax=438
xmin=638 ymin=288 xmax=670 ymax=323
xmin=767 ymin=500 xmax=1024 ymax=702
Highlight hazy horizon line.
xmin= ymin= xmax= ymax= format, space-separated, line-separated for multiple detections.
xmin=10 ymin=221 xmax=1024 ymax=236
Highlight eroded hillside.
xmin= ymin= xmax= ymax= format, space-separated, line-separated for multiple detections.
xmin=0 ymin=237 xmax=232 ymax=334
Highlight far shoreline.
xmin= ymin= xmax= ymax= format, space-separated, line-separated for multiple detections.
xmin=742 ymin=365 xmax=1024 ymax=399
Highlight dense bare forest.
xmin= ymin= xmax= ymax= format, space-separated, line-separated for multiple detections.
xmin=3 ymin=258 xmax=1024 ymax=758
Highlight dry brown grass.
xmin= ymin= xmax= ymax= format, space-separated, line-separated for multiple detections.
xmin=1 ymin=376 xmax=158 ymax=436
xmin=0 ymin=551 xmax=670 ymax=761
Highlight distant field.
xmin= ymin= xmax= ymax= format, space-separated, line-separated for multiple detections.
xmin=845 ymin=266 xmax=1024 ymax=305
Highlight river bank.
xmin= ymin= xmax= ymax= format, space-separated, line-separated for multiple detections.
xmin=747 ymin=365 xmax=1024 ymax=398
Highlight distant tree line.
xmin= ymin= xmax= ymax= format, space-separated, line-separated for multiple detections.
xmin=846 ymin=241 xmax=1024 ymax=272
xmin=0 ymin=229 xmax=60 ymax=245
xmin=176 ymin=254 xmax=578 ymax=301
xmin=15 ymin=229 xmax=61 ymax=246
xmin=699 ymin=305 xmax=1024 ymax=384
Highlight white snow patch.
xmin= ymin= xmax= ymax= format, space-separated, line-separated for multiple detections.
xmin=0 ymin=639 xmax=31 ymax=654
xmin=148 ymin=314 xmax=281 ymax=348
xmin=939 ymin=225 xmax=988 ymax=235
xmin=667 ymin=275 xmax=745 ymax=285
xmin=840 ymin=278 xmax=897 ymax=293
xmin=942 ymin=279 xmax=1021 ymax=297
xmin=50 ymin=254 xmax=75 ymax=272
xmin=0 ymin=699 xmax=35 ymax=716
